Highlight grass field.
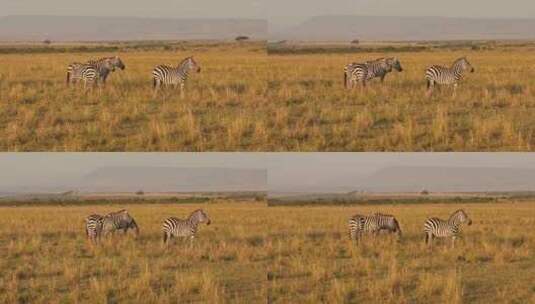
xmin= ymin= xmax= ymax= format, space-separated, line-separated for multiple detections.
xmin=2 ymin=42 xmax=535 ymax=151
xmin=266 ymin=46 xmax=535 ymax=151
xmin=0 ymin=42 xmax=269 ymax=151
xmin=267 ymin=201 xmax=535 ymax=303
xmin=0 ymin=201 xmax=268 ymax=303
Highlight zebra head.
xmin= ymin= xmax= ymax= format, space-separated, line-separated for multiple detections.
xmin=450 ymin=209 xmax=472 ymax=226
xmin=191 ymin=209 xmax=211 ymax=225
xmin=453 ymin=57 xmax=475 ymax=73
xmin=110 ymin=56 xmax=126 ymax=70
xmin=388 ymin=57 xmax=403 ymax=72
xmin=100 ymin=58 xmax=116 ymax=72
xmin=180 ymin=56 xmax=201 ymax=73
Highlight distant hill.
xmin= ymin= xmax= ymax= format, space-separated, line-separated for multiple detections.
xmin=271 ymin=15 xmax=535 ymax=41
xmin=358 ymin=166 xmax=535 ymax=192
xmin=78 ymin=167 xmax=267 ymax=192
xmin=0 ymin=15 xmax=268 ymax=41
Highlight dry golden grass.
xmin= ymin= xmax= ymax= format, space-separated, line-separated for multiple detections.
xmin=0 ymin=201 xmax=268 ymax=303
xmin=2 ymin=44 xmax=535 ymax=151
xmin=266 ymin=48 xmax=535 ymax=151
xmin=0 ymin=43 xmax=269 ymax=151
xmin=266 ymin=201 xmax=535 ymax=303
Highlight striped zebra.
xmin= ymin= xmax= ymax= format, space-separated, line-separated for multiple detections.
xmin=86 ymin=56 xmax=126 ymax=84
xmin=424 ymin=209 xmax=472 ymax=248
xmin=66 ymin=61 xmax=114 ymax=88
xmin=101 ymin=209 xmax=140 ymax=237
xmin=425 ymin=57 xmax=475 ymax=97
xmin=348 ymin=212 xmax=402 ymax=242
xmin=66 ymin=56 xmax=124 ymax=87
xmin=152 ymin=56 xmax=201 ymax=97
xmin=162 ymin=209 xmax=211 ymax=244
xmin=344 ymin=57 xmax=403 ymax=88
xmin=85 ymin=214 xmax=104 ymax=243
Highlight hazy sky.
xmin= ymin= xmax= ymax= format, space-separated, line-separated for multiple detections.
xmin=3 ymin=153 xmax=535 ymax=193
xmin=0 ymin=0 xmax=265 ymax=19
xmin=266 ymin=153 xmax=535 ymax=192
xmin=267 ymin=0 xmax=535 ymax=28
xmin=0 ymin=153 xmax=266 ymax=189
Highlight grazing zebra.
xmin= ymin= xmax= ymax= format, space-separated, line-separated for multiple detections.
xmin=424 ymin=209 xmax=472 ymax=248
xmin=348 ymin=212 xmax=402 ymax=242
xmin=162 ymin=209 xmax=211 ymax=244
xmin=66 ymin=60 xmax=114 ymax=88
xmin=344 ymin=57 xmax=403 ymax=88
xmin=152 ymin=56 xmax=201 ymax=97
xmin=425 ymin=57 xmax=475 ymax=97
xmin=85 ymin=214 xmax=104 ymax=243
xmin=86 ymin=56 xmax=126 ymax=84
xmin=101 ymin=209 xmax=140 ymax=237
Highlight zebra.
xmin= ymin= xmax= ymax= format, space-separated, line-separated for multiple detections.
xmin=425 ymin=57 xmax=475 ymax=97
xmin=85 ymin=214 xmax=104 ymax=243
xmin=162 ymin=209 xmax=211 ymax=245
xmin=152 ymin=56 xmax=201 ymax=97
xmin=348 ymin=212 xmax=402 ymax=242
xmin=344 ymin=57 xmax=403 ymax=89
xmin=66 ymin=56 xmax=125 ymax=87
xmin=424 ymin=209 xmax=472 ymax=248
xmin=101 ymin=209 xmax=140 ymax=237
xmin=86 ymin=56 xmax=126 ymax=84
xmin=66 ymin=60 xmax=114 ymax=88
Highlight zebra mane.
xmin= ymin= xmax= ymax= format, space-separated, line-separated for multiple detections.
xmin=448 ymin=209 xmax=466 ymax=221
xmin=179 ymin=56 xmax=194 ymax=66
xmin=452 ymin=57 xmax=467 ymax=67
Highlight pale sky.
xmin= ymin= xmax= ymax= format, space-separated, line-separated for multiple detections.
xmin=268 ymin=0 xmax=535 ymax=27
xmin=0 ymin=0 xmax=266 ymax=19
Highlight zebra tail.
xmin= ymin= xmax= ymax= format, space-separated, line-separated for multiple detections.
xmin=163 ymin=232 xmax=168 ymax=244
xmin=66 ymin=72 xmax=71 ymax=85
xmin=153 ymin=77 xmax=157 ymax=89
xmin=426 ymin=79 xmax=431 ymax=89
xmin=344 ymin=72 xmax=347 ymax=89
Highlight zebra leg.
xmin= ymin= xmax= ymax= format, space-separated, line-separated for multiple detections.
xmin=426 ymin=80 xmax=434 ymax=97
xmin=451 ymin=236 xmax=456 ymax=249
xmin=452 ymin=83 xmax=458 ymax=98
xmin=180 ymin=83 xmax=185 ymax=98
xmin=163 ymin=232 xmax=168 ymax=245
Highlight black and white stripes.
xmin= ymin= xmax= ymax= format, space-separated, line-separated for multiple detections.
xmin=344 ymin=57 xmax=403 ymax=88
xmin=101 ymin=209 xmax=140 ymax=236
xmin=348 ymin=212 xmax=402 ymax=242
xmin=152 ymin=56 xmax=201 ymax=96
xmin=66 ymin=56 xmax=125 ymax=88
xmin=162 ymin=209 xmax=211 ymax=244
xmin=424 ymin=209 xmax=472 ymax=247
xmin=85 ymin=214 xmax=104 ymax=243
xmin=425 ymin=57 xmax=474 ymax=96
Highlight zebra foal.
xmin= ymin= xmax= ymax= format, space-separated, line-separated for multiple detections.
xmin=162 ymin=209 xmax=211 ymax=245
xmin=85 ymin=214 xmax=104 ymax=243
xmin=152 ymin=56 xmax=201 ymax=97
xmin=423 ymin=209 xmax=472 ymax=248
xmin=425 ymin=57 xmax=474 ymax=97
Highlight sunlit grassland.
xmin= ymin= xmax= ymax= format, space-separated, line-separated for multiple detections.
xmin=266 ymin=202 xmax=535 ymax=303
xmin=0 ymin=42 xmax=269 ymax=151
xmin=266 ymin=48 xmax=535 ymax=151
xmin=0 ymin=201 xmax=268 ymax=303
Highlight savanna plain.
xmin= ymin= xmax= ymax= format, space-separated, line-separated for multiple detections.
xmin=0 ymin=201 xmax=268 ymax=303
xmin=1 ymin=42 xmax=535 ymax=151
xmin=267 ymin=201 xmax=535 ymax=303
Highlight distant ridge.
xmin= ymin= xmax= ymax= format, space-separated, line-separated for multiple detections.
xmin=0 ymin=15 xmax=268 ymax=41
xmin=271 ymin=15 xmax=535 ymax=41
xmin=78 ymin=167 xmax=267 ymax=192
xmin=357 ymin=166 xmax=535 ymax=192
